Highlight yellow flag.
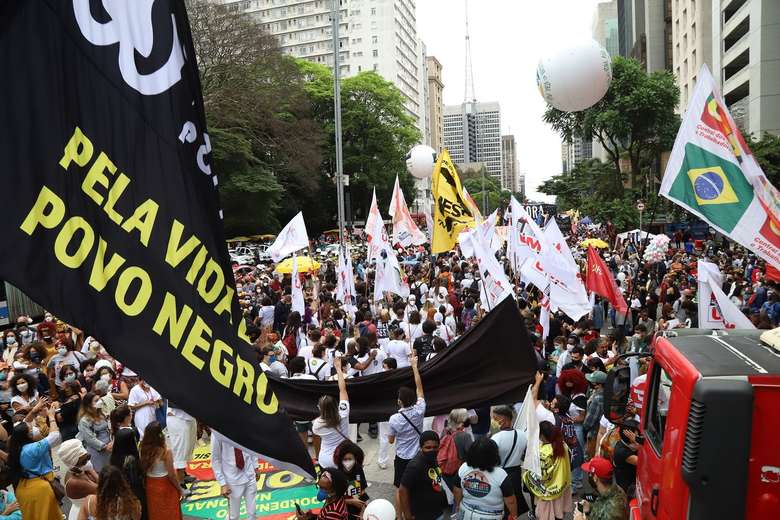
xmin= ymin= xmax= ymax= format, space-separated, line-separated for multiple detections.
xmin=431 ymin=150 xmax=476 ymax=253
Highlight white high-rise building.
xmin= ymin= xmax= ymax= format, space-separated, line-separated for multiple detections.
xmin=443 ymin=102 xmax=503 ymax=184
xmin=712 ymin=0 xmax=780 ymax=136
xmin=672 ymin=0 xmax=713 ymax=113
xmin=501 ymin=135 xmax=518 ymax=193
xmin=217 ymin=0 xmax=428 ymax=133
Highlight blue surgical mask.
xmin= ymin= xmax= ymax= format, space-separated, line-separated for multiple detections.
xmin=269 ymin=355 xmax=277 ymax=364
xmin=0 ymin=373 xmax=6 ymax=381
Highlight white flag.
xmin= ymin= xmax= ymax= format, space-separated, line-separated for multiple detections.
xmin=461 ymin=228 xmax=512 ymax=310
xmin=336 ymin=246 xmax=357 ymax=318
xmin=366 ymin=189 xmax=390 ymax=262
xmin=515 ymin=385 xmax=542 ymax=477
xmin=291 ymin=255 xmax=305 ymax=316
xmin=373 ymin=245 xmax=409 ymax=301
xmin=425 ymin=205 xmax=435 ymax=242
xmin=268 ymin=212 xmax=309 ymax=263
xmin=697 ymin=260 xmax=755 ymax=329
xmin=540 ymin=287 xmax=551 ymax=340
xmin=389 ymin=175 xmax=427 ymax=247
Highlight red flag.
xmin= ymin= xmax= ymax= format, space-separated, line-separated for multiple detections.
xmin=586 ymin=246 xmax=628 ymax=315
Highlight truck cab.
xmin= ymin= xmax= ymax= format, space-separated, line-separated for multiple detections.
xmin=605 ymin=329 xmax=780 ymax=520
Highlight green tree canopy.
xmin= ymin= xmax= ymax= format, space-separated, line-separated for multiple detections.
xmin=544 ymin=57 xmax=680 ymax=193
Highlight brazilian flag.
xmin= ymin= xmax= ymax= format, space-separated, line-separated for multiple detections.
xmin=667 ymin=143 xmax=754 ymax=232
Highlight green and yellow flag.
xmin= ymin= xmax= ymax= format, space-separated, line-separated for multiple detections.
xmin=431 ymin=150 xmax=476 ymax=253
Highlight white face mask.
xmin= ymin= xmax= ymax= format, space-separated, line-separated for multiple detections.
xmin=5 ymin=337 xmax=16 ymax=346
xmin=100 ymin=374 xmax=112 ymax=383
xmin=342 ymin=459 xmax=356 ymax=471
xmin=16 ymin=382 xmax=28 ymax=393
xmin=81 ymin=460 xmax=94 ymax=472
xmin=57 ymin=347 xmax=68 ymax=356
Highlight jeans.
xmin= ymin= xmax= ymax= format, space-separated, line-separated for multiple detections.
xmin=572 ymin=423 xmax=586 ymax=490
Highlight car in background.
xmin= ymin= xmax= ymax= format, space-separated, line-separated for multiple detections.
xmin=256 ymin=244 xmax=272 ymax=263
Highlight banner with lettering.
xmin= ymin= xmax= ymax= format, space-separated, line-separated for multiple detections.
xmin=0 ymin=1 xmax=313 ymax=475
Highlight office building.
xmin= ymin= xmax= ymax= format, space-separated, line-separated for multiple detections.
xmin=618 ymin=0 xmax=673 ymax=71
xmin=712 ymin=0 xmax=780 ymax=135
xmin=516 ymin=170 xmax=527 ymax=199
xmin=593 ymin=0 xmax=620 ymax=58
xmin=561 ymin=137 xmax=593 ymax=174
xmin=443 ymin=102 xmax=503 ymax=184
xmin=501 ymin=135 xmax=518 ymax=193
xmin=672 ymin=0 xmax=713 ymax=113
xmin=426 ymin=56 xmax=444 ymax=152
xmin=218 ymin=0 xmax=428 ymax=132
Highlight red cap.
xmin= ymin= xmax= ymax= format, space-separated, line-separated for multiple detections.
xmin=582 ymin=457 xmax=613 ymax=479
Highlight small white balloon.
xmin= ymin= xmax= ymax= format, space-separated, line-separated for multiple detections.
xmin=537 ymin=39 xmax=612 ymax=112
xmin=405 ymin=145 xmax=437 ymax=179
xmin=363 ymin=499 xmax=396 ymax=520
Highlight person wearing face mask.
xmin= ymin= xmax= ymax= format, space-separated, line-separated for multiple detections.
xmin=79 ymin=359 xmax=98 ymax=392
xmin=7 ymin=399 xmax=61 ymax=520
xmin=490 ymin=406 xmax=530 ymax=517
xmin=258 ymin=345 xmax=289 ymax=378
xmin=94 ymin=379 xmax=117 ymax=416
xmin=77 ymin=391 xmax=113 ymax=472
xmin=0 ymin=364 xmax=13 ymax=424
xmin=9 ymin=373 xmax=38 ymax=416
xmin=295 ymin=468 xmax=349 ymax=520
xmin=94 ymin=361 xmax=129 ymax=403
xmin=59 ymin=438 xmax=98 ymax=520
xmin=211 ymin=430 xmax=260 ymax=520
xmin=55 ymin=381 xmax=83 ymax=441
xmin=398 ymin=430 xmax=448 ymax=520
xmin=312 ymin=359 xmax=350 ymax=469
xmin=333 ymin=440 xmax=369 ymax=517
xmin=388 ymin=355 xmax=425 ymax=495
xmin=2 ymin=331 xmax=19 ymax=366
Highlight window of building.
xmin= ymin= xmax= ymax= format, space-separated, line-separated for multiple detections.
xmin=692 ymin=49 xmax=697 ymax=68
xmin=372 ymin=49 xmax=379 ymax=57
xmin=372 ymin=35 xmax=378 ymax=44
xmin=371 ymin=7 xmax=376 ymax=15
xmin=373 ymin=63 xmax=378 ymax=71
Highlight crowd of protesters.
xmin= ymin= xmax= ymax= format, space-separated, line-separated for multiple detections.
xmin=0 ymin=216 xmax=776 ymax=520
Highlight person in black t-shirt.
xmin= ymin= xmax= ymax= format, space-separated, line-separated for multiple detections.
xmin=399 ymin=431 xmax=448 ymax=520
xmin=612 ymin=420 xmax=640 ymax=497
xmin=412 ymin=320 xmax=437 ymax=361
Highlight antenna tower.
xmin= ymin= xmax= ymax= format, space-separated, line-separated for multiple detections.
xmin=464 ymin=0 xmax=476 ymax=105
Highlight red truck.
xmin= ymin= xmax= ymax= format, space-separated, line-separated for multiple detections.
xmin=604 ymin=329 xmax=780 ymax=519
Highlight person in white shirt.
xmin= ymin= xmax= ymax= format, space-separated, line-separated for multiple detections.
xmin=312 ymin=359 xmax=350 ymax=468
xmin=388 ymin=356 xmax=425 ymax=490
xmin=385 ymin=329 xmax=411 ymax=368
xmin=490 ymin=405 xmax=531 ymax=516
xmin=377 ymin=358 xmax=397 ymax=470
xmin=127 ymin=379 xmax=161 ymax=439
xmin=166 ymin=403 xmax=197 ymax=484
xmin=258 ymin=345 xmax=289 ymax=378
xmin=211 ymin=431 xmax=259 ymax=520
xmin=307 ymin=345 xmax=331 ymax=381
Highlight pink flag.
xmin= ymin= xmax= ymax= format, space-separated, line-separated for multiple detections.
xmin=388 ymin=176 xmax=427 ymax=247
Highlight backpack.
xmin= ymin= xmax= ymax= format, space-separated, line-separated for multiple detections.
xmin=437 ymin=429 xmax=463 ymax=475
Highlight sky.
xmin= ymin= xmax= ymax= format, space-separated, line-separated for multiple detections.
xmin=417 ymin=0 xmax=607 ymax=202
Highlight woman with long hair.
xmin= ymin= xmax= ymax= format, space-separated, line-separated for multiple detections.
xmin=77 ymin=465 xmax=141 ymax=520
xmin=139 ymin=421 xmax=182 ymax=520
xmin=281 ymin=310 xmax=303 ymax=358
xmin=522 ymin=421 xmax=573 ymax=520
xmin=56 ymin=380 xmax=83 ymax=441
xmin=111 ymin=428 xmax=147 ymax=520
xmin=7 ymin=399 xmax=62 ymax=520
xmin=78 ymin=392 xmax=112 ymax=472
xmin=311 ymin=360 xmax=349 ymax=469
xmin=453 ymin=437 xmax=518 ymax=520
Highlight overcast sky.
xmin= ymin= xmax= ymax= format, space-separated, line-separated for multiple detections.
xmin=417 ymin=0 xmax=607 ymax=202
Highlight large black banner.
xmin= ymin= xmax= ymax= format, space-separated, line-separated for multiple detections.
xmin=269 ymin=297 xmax=538 ymax=422
xmin=0 ymin=2 xmax=313 ymax=475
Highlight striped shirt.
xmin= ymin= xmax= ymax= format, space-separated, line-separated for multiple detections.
xmin=317 ymin=496 xmax=348 ymax=520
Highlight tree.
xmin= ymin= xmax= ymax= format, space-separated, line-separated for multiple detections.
xmin=751 ymin=132 xmax=780 ymax=186
xmin=460 ymin=166 xmax=510 ymax=215
xmin=187 ymin=0 xmax=324 ymax=235
xmin=544 ymin=57 xmax=680 ymax=194
xmin=298 ymin=61 xmax=421 ymax=224
xmin=538 ymin=159 xmax=642 ymax=229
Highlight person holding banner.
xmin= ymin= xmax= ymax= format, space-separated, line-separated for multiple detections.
xmin=312 ymin=358 xmax=350 ymax=470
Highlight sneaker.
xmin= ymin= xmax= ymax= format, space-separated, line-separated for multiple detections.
xmin=356 ymin=433 xmax=363 ymax=442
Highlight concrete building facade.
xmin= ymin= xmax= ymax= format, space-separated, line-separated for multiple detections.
xmin=561 ymin=137 xmax=593 ymax=174
xmin=712 ymin=0 xmax=780 ymax=136
xmin=426 ymin=56 xmax=444 ymax=152
xmin=618 ymin=0 xmax=673 ymax=71
xmin=672 ymin=0 xmax=713 ymax=113
xmin=501 ymin=135 xmax=518 ymax=193
xmin=443 ymin=102 xmax=503 ymax=185
xmin=219 ymin=0 xmax=428 ymax=133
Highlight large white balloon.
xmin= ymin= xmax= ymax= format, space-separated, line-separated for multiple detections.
xmin=537 ymin=39 xmax=612 ymax=112
xmin=405 ymin=144 xmax=437 ymax=179
xmin=363 ymin=499 xmax=396 ymax=520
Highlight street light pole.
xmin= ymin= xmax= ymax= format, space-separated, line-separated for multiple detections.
xmin=332 ymin=0 xmax=346 ymax=250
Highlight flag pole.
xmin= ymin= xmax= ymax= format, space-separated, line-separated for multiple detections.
xmin=332 ymin=0 xmax=346 ymax=251
xmin=620 ymin=196 xmax=660 ymax=331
